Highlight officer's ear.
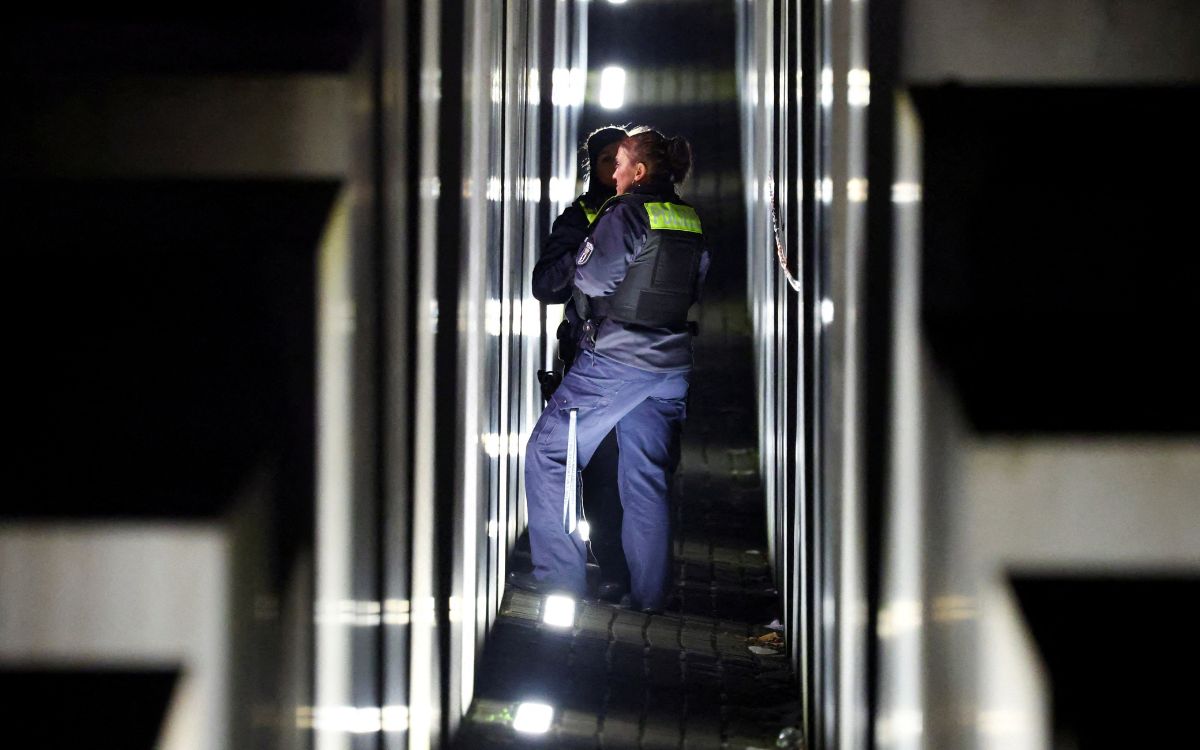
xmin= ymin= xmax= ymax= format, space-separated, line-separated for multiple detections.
xmin=634 ymin=161 xmax=648 ymax=183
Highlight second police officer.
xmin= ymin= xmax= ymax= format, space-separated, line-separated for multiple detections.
xmin=529 ymin=125 xmax=631 ymax=602
xmin=525 ymin=126 xmax=709 ymax=613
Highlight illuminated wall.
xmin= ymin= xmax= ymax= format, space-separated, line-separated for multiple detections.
xmin=736 ymin=1 xmax=871 ymax=747
xmin=311 ymin=1 xmax=586 ymax=748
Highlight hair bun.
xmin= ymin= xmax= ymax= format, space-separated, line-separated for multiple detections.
xmin=666 ymin=136 xmax=692 ymax=184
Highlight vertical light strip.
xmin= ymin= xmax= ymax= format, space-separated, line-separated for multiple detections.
xmin=761 ymin=0 xmax=778 ymax=585
xmin=545 ymin=0 xmax=585 ymax=373
xmin=875 ymin=92 xmax=926 ymax=750
xmin=831 ymin=0 xmax=870 ymax=746
xmin=408 ymin=0 xmax=443 ymax=745
xmin=494 ymin=0 xmax=517 ymax=649
xmin=454 ymin=0 xmax=493 ymax=727
xmin=776 ymin=1 xmax=795 ymax=671
xmin=315 ymin=190 xmax=354 ymax=750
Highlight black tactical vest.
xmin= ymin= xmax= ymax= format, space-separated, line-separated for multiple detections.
xmin=587 ymin=194 xmax=705 ymax=328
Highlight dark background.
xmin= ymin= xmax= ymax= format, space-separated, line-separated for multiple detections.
xmin=916 ymin=86 xmax=1200 ymax=433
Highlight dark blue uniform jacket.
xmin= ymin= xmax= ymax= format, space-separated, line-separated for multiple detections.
xmin=574 ymin=181 xmax=710 ymax=372
xmin=532 ymin=189 xmax=613 ymax=365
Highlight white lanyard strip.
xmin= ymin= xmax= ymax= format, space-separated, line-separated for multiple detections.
xmin=563 ymin=408 xmax=578 ymax=534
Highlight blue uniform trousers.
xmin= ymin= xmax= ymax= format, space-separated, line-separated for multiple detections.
xmin=525 ymin=350 xmax=689 ymax=610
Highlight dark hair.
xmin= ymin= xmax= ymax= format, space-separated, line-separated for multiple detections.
xmin=621 ymin=126 xmax=693 ymax=184
xmin=581 ymin=125 xmax=627 ymax=181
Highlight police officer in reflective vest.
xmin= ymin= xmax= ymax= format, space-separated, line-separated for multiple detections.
xmin=525 ymin=127 xmax=709 ymax=613
xmin=529 ymin=125 xmax=631 ymax=602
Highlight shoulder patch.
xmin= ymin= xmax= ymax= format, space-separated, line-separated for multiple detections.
xmin=576 ymin=238 xmax=594 ymax=265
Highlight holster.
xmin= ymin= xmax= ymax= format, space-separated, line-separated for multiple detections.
xmin=556 ymin=318 xmax=578 ymax=370
xmin=537 ymin=369 xmax=563 ymax=403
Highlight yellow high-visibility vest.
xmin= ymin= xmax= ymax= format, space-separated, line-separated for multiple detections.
xmin=578 ymin=199 xmax=599 ymax=225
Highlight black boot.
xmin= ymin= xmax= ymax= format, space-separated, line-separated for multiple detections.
xmin=507 ymin=569 xmax=550 ymax=594
xmin=596 ymin=580 xmax=629 ymax=604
